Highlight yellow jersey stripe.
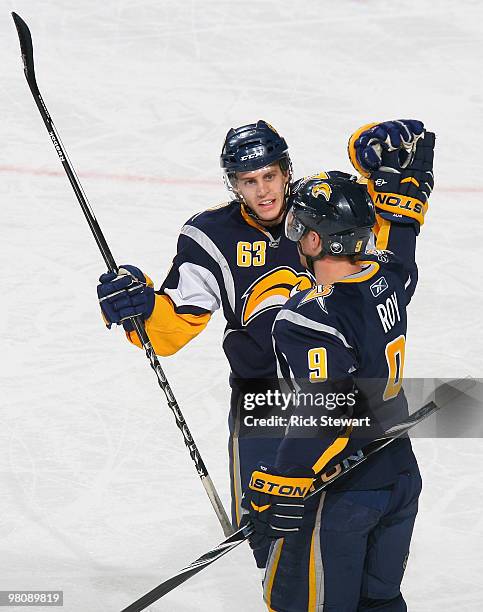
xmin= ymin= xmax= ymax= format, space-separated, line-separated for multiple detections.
xmin=337 ymin=261 xmax=380 ymax=284
xmin=308 ymin=527 xmax=318 ymax=611
xmin=375 ymin=215 xmax=391 ymax=250
xmin=265 ymin=539 xmax=284 ymax=611
xmin=311 ymin=424 xmax=353 ymax=474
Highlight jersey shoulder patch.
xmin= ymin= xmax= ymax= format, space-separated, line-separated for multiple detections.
xmin=364 ymin=249 xmax=403 ymax=268
xmin=363 ymin=249 xmax=410 ymax=289
xmin=295 ymin=284 xmax=335 ymax=315
xmin=281 ymin=285 xmax=340 ymax=326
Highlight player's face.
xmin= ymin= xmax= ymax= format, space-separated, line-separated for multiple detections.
xmin=235 ymin=164 xmax=288 ymax=225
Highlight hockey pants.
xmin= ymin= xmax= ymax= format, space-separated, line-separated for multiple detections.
xmin=228 ymin=384 xmax=283 ymax=568
xmin=263 ymin=465 xmax=422 ymax=612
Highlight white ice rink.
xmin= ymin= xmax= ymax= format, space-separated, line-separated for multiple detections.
xmin=1 ymin=0 xmax=483 ymax=610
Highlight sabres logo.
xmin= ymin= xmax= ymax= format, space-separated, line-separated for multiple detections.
xmin=242 ymin=267 xmax=313 ymax=326
xmin=298 ymin=284 xmax=334 ymax=314
xmin=311 ymin=182 xmax=332 ymax=201
xmin=294 ymin=172 xmax=329 ymax=195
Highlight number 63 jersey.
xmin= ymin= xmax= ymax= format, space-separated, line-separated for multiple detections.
xmin=272 ymin=241 xmax=419 ymax=490
xmin=126 ymin=198 xmax=313 ymax=380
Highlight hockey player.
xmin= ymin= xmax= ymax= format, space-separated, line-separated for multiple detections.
xmin=97 ymin=121 xmax=316 ymax=566
xmin=241 ymin=129 xmax=435 ymax=610
xmin=96 ymin=117 xmax=426 ymax=571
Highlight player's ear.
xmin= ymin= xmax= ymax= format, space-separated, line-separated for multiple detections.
xmin=307 ymin=230 xmax=321 ymax=254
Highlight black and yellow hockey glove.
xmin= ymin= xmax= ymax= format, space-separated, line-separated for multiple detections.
xmin=367 ymin=131 xmax=435 ymax=226
xmin=97 ymin=265 xmax=155 ymax=331
xmin=241 ymin=463 xmax=314 ymax=549
xmin=348 ymin=120 xmax=435 ymax=227
xmin=348 ymin=119 xmax=425 ymax=178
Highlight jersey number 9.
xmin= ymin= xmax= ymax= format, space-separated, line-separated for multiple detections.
xmin=307 ymin=336 xmax=405 ymax=401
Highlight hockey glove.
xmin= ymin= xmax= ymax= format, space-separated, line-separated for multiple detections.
xmin=348 ymin=119 xmax=425 ymax=177
xmin=97 ymin=265 xmax=155 ymax=332
xmin=241 ymin=463 xmax=314 ymax=550
xmin=367 ymin=130 xmax=435 ymax=227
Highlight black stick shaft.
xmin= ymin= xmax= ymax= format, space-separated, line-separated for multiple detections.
xmin=121 ymin=525 xmax=253 ymax=612
xmin=12 ymin=11 xmax=232 ymax=538
xmin=306 ymin=399 xmax=438 ymax=499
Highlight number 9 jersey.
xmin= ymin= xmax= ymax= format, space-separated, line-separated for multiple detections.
xmin=272 ymin=221 xmax=420 ymax=491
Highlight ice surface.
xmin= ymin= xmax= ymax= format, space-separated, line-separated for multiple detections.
xmin=1 ymin=0 xmax=482 ymax=610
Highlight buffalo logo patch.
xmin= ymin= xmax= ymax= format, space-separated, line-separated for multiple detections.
xmin=242 ymin=267 xmax=313 ymax=326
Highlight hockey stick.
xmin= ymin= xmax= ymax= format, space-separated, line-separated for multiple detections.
xmin=11 ymin=12 xmax=233 ymax=538
xmin=122 ymin=378 xmax=466 ymax=612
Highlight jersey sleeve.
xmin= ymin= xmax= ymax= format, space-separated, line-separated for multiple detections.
xmin=356 ymin=174 xmax=419 ymax=303
xmin=126 ymin=222 xmax=223 ymax=356
xmin=273 ymin=310 xmax=358 ymax=475
xmin=125 ymin=294 xmax=211 ymax=356
xmin=373 ymin=214 xmax=418 ymax=304
xmin=160 ymin=224 xmax=225 ymax=313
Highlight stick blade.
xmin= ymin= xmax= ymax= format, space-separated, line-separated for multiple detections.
xmin=12 ymin=12 xmax=37 ymax=84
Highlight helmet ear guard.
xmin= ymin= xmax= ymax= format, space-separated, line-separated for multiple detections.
xmin=318 ymin=226 xmax=373 ymax=258
xmin=278 ymin=155 xmax=292 ymax=177
xmin=223 ymin=169 xmax=238 ymax=193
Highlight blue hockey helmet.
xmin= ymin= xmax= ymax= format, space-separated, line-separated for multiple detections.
xmin=220 ymin=120 xmax=292 ymax=190
xmin=286 ymin=175 xmax=375 ymax=263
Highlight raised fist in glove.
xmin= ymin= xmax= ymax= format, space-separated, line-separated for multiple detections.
xmin=348 ymin=119 xmax=425 ymax=177
xmin=349 ymin=120 xmax=435 ymax=226
xmin=241 ymin=463 xmax=314 ymax=550
xmin=97 ymin=265 xmax=155 ymax=332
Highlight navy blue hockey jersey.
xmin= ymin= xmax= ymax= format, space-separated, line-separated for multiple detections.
xmin=127 ymin=199 xmax=313 ymax=380
xmin=163 ymin=201 xmax=312 ymax=379
xmin=272 ymin=224 xmax=419 ymax=490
